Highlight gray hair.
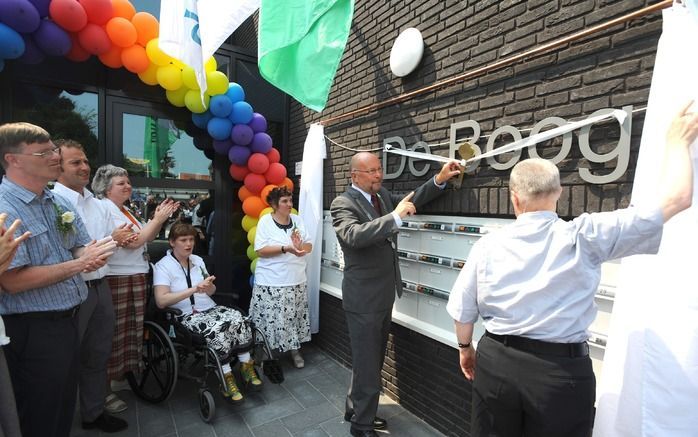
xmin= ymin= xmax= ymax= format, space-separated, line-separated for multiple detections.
xmin=0 ymin=122 xmax=51 ymax=169
xmin=92 ymin=164 xmax=128 ymax=199
xmin=509 ymin=158 xmax=561 ymax=200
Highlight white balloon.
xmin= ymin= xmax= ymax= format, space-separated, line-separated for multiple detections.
xmin=389 ymin=28 xmax=424 ymax=77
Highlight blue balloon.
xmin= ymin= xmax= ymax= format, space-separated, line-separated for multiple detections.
xmin=26 ymin=0 xmax=49 ymax=18
xmin=0 ymin=23 xmax=25 ymax=59
xmin=0 ymin=0 xmax=40 ymax=33
xmin=207 ymin=117 xmax=233 ymax=141
xmin=225 ymin=82 xmax=245 ymax=103
xmin=209 ymin=94 xmax=233 ymax=118
xmin=33 ymin=20 xmax=70 ymax=56
xmin=229 ymin=101 xmax=253 ymax=124
xmin=191 ymin=111 xmax=213 ymax=129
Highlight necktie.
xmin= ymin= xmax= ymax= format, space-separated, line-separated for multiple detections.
xmin=370 ymin=194 xmax=382 ymax=215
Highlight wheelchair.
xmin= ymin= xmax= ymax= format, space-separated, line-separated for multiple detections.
xmin=125 ymin=277 xmax=279 ymax=422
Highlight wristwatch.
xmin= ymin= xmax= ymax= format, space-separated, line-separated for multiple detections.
xmin=458 ymin=341 xmax=471 ymax=349
xmin=281 ymin=246 xmax=286 ymax=254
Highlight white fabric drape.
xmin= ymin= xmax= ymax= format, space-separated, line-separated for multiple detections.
xmin=593 ymin=6 xmax=698 ymax=437
xmin=299 ymin=124 xmax=326 ymax=333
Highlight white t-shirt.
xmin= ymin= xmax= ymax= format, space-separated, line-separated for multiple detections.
xmin=101 ymin=199 xmax=149 ymax=275
xmin=253 ymin=213 xmax=310 ymax=286
xmin=153 ymin=251 xmax=216 ymax=315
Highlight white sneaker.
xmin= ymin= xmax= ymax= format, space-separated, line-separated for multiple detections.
xmin=290 ymin=349 xmax=304 ymax=368
xmin=110 ymin=379 xmax=131 ymax=392
xmin=104 ymin=393 xmax=127 ymax=413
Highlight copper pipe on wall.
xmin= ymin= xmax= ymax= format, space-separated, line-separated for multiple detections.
xmin=319 ymin=0 xmax=673 ymax=127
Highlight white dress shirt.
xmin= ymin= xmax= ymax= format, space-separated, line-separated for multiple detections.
xmin=447 ymin=205 xmax=664 ymax=343
xmin=52 ymin=182 xmax=112 ymax=280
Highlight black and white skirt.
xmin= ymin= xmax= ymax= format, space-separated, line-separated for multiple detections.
xmin=180 ymin=306 xmax=252 ymax=356
xmin=249 ymin=282 xmax=311 ymax=353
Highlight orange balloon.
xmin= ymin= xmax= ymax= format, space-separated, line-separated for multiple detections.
xmin=279 ymin=177 xmax=294 ymax=192
xmin=106 ymin=17 xmax=137 ymax=47
xmin=260 ymin=184 xmax=278 ymax=206
xmin=237 ymin=186 xmax=253 ymax=202
xmin=131 ymin=12 xmax=158 ymax=47
xmin=121 ymin=44 xmax=149 ymax=73
xmin=111 ymin=0 xmax=135 ymax=19
xmin=242 ymin=196 xmax=266 ymax=218
xmin=98 ymin=44 xmax=122 ymax=68
xmin=138 ymin=62 xmax=159 ymax=85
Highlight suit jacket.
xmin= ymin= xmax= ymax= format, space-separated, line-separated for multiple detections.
xmin=330 ymin=178 xmax=444 ymax=313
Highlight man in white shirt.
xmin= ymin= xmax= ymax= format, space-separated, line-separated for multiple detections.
xmin=53 ymin=140 xmax=133 ymax=433
xmin=447 ymin=105 xmax=698 ymax=437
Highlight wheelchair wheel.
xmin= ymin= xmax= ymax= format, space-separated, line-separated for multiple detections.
xmin=127 ymin=321 xmax=178 ymax=403
xmin=198 ymin=389 xmax=216 ymax=422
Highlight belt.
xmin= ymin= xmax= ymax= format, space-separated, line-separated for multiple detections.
xmin=4 ymin=305 xmax=80 ymax=320
xmin=485 ymin=331 xmax=589 ymax=358
xmin=85 ymin=278 xmax=104 ymax=288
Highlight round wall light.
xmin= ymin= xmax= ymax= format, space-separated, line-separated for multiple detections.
xmin=389 ymin=27 xmax=424 ymax=77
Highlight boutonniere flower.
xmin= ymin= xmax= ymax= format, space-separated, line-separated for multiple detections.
xmin=53 ymin=203 xmax=75 ymax=235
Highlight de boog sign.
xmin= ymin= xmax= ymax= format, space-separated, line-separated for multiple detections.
xmin=382 ymin=106 xmax=632 ymax=184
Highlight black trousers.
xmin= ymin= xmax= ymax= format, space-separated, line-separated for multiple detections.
xmin=3 ymin=314 xmax=79 ymax=437
xmin=472 ymin=335 xmax=595 ymax=437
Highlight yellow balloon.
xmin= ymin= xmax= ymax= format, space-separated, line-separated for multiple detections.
xmin=241 ymin=215 xmax=258 ymax=232
xmin=250 ymin=257 xmax=258 ymax=273
xmin=260 ymin=207 xmax=273 ymax=217
xmin=182 ymin=65 xmax=200 ymax=90
xmin=156 ymin=65 xmax=183 ymax=91
xmin=205 ymin=71 xmax=229 ymax=96
xmin=165 ymin=86 xmax=188 ymax=107
xmin=138 ymin=62 xmax=159 ymax=85
xmin=184 ymin=90 xmax=210 ymax=113
xmin=246 ymin=245 xmax=258 ymax=260
xmin=247 ymin=226 xmax=257 ymax=245
xmin=291 ymin=208 xmax=298 ymax=215
xmin=145 ymin=39 xmax=172 ymax=66
xmin=204 ymin=56 xmax=217 ymax=72
xmin=170 ymin=58 xmax=185 ymax=70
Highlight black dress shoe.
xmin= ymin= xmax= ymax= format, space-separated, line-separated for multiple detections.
xmin=349 ymin=427 xmax=379 ymax=437
xmin=82 ymin=412 xmax=128 ymax=433
xmin=344 ymin=412 xmax=387 ymax=430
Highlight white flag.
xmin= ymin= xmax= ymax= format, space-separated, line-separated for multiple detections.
xmin=198 ymin=0 xmax=261 ymax=60
xmin=159 ymin=0 xmax=207 ymax=96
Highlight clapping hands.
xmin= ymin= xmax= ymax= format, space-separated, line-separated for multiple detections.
xmin=0 ymin=213 xmax=31 ymax=275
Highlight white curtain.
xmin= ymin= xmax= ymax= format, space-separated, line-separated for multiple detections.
xmin=299 ymin=124 xmax=326 ymax=333
xmin=593 ymin=5 xmax=698 ymax=437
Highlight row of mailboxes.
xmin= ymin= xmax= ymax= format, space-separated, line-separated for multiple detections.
xmin=320 ymin=211 xmax=619 ymax=379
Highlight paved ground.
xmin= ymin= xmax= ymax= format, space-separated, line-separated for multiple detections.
xmin=70 ymin=342 xmax=446 ymax=437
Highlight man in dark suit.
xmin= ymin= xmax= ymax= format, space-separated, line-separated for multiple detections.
xmin=331 ymin=151 xmax=460 ymax=437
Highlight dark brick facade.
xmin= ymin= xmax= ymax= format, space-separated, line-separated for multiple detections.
xmin=268 ymin=1 xmax=665 ymax=435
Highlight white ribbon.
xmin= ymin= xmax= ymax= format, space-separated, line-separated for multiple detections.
xmin=384 ymin=109 xmax=627 ymax=165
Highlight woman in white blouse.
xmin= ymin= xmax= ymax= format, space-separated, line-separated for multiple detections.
xmin=91 ymin=165 xmax=179 ymax=412
xmin=250 ymin=187 xmax=312 ymax=368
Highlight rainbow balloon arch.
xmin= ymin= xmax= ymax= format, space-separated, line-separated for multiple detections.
xmin=0 ymin=0 xmax=287 ymax=277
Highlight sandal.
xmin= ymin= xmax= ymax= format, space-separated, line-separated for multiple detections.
xmin=105 ymin=393 xmax=128 ymax=413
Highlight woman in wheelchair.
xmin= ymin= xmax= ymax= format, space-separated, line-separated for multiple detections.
xmin=152 ymin=222 xmax=262 ymax=403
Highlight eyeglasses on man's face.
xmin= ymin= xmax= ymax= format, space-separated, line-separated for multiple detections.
xmin=13 ymin=146 xmax=61 ymax=158
xmin=352 ymin=167 xmax=383 ymax=176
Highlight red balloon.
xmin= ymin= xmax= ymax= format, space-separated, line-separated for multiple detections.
xmin=244 ymin=173 xmax=266 ymax=194
xmin=266 ymin=147 xmax=280 ymax=164
xmin=49 ymin=0 xmax=87 ymax=32
xmin=79 ymin=0 xmax=112 ymax=25
xmin=77 ymin=23 xmax=110 ymax=55
xmin=265 ymin=162 xmax=287 ymax=185
xmin=229 ymin=164 xmax=249 ymax=182
xmin=98 ymin=43 xmax=122 ymax=68
xmin=247 ymin=153 xmax=270 ymax=175
xmin=66 ymin=32 xmax=90 ymax=61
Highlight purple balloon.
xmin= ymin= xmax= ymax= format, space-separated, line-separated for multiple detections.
xmin=0 ymin=0 xmax=40 ymax=33
xmin=0 ymin=23 xmax=24 ymax=59
xmin=228 ymin=145 xmax=251 ymax=166
xmin=213 ymin=139 xmax=233 ymax=155
xmin=250 ymin=132 xmax=273 ymax=154
xmin=248 ymin=113 xmax=267 ymax=133
xmin=231 ymin=124 xmax=254 ymax=146
xmin=33 ymin=20 xmax=71 ymax=56
xmin=17 ymin=34 xmax=44 ymax=64
xmin=27 ymin=0 xmax=49 ymax=18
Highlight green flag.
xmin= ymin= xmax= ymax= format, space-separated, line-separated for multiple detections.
xmin=258 ymin=0 xmax=354 ymax=112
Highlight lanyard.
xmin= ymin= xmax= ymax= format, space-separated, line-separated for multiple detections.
xmin=120 ymin=206 xmax=142 ymax=230
xmin=171 ymin=253 xmax=196 ymax=313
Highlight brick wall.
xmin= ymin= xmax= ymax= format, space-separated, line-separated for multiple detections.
xmin=282 ymin=1 xmax=664 ymax=435
xmin=315 ymin=293 xmax=471 ymax=437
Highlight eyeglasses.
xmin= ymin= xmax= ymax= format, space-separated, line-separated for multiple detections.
xmin=11 ymin=146 xmax=61 ymax=158
xmin=352 ymin=167 xmax=383 ymax=175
